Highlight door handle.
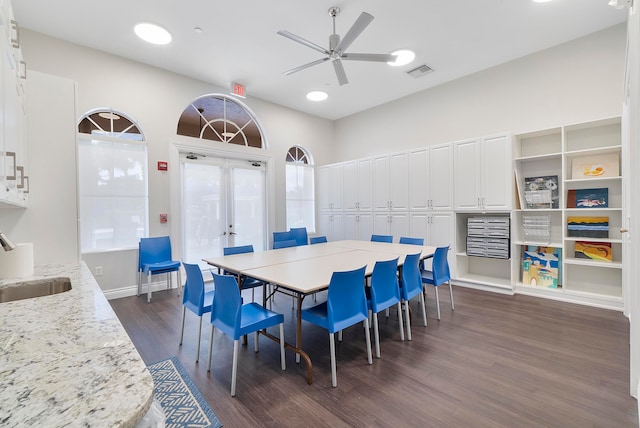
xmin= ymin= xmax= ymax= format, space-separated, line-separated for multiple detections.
xmin=620 ymin=228 xmax=629 ymax=233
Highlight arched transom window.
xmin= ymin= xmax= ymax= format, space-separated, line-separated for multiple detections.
xmin=176 ymin=94 xmax=264 ymax=148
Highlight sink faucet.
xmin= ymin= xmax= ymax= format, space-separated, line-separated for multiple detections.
xmin=0 ymin=230 xmax=16 ymax=251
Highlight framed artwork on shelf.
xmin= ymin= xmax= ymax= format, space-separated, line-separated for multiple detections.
xmin=575 ymin=241 xmax=612 ymax=262
xmin=522 ymin=246 xmax=561 ymax=288
xmin=567 ymin=216 xmax=609 ymax=238
xmin=575 ymin=188 xmax=608 ymax=208
xmin=524 ymin=175 xmax=559 ymax=209
xmin=570 ymin=153 xmax=619 ymax=179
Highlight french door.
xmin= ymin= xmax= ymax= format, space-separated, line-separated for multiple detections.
xmin=181 ymin=155 xmax=266 ymax=266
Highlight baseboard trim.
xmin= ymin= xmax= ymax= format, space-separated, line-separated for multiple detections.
xmin=103 ymin=281 xmax=178 ymax=300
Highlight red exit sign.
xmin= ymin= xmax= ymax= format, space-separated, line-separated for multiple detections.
xmin=232 ymin=82 xmax=246 ymax=98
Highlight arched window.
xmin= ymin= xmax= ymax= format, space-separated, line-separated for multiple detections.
xmin=77 ymin=109 xmax=148 ymax=252
xmin=176 ymin=94 xmax=265 ymax=148
xmin=286 ymin=146 xmax=315 ymax=232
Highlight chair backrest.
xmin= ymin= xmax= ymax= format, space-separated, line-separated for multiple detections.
xmin=273 ymin=239 xmax=297 ymax=249
xmin=401 ymin=252 xmax=423 ymax=301
xmin=182 ymin=262 xmax=207 ymax=315
xmin=273 ymin=231 xmax=292 ymax=243
xmin=371 ymin=234 xmax=393 ymax=243
xmin=326 ymin=266 xmax=367 ymax=333
xmin=369 ymin=258 xmax=401 ymax=312
xmin=223 ymin=244 xmax=254 ymax=256
xmin=399 ymin=236 xmax=424 ymax=246
xmin=139 ymin=236 xmax=173 ymax=265
xmin=289 ymin=227 xmax=308 ymax=246
xmin=310 ymin=236 xmax=328 ymax=245
xmin=431 ymin=246 xmax=451 ymax=285
xmin=210 ymin=273 xmax=243 ymax=339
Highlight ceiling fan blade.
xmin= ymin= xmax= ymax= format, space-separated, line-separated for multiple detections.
xmin=341 ymin=53 xmax=397 ymax=62
xmin=283 ymin=57 xmax=330 ymax=75
xmin=334 ymin=12 xmax=374 ymax=55
xmin=277 ymin=30 xmax=329 ymax=55
xmin=332 ymin=59 xmax=349 ymax=86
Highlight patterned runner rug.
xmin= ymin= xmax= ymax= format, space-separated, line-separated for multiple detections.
xmin=148 ymin=357 xmax=223 ymax=428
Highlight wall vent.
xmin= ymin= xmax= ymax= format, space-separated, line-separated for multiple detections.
xmin=406 ymin=64 xmax=434 ymax=78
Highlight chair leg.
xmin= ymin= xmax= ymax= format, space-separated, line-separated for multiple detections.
xmin=329 ymin=332 xmax=337 ymax=388
xmin=404 ymin=301 xmax=412 ymax=341
xmin=177 ymin=270 xmax=182 ymax=297
xmin=338 ymin=330 xmax=343 ymax=342
xmin=137 ymin=271 xmax=141 ymax=296
xmin=372 ymin=312 xmax=380 ymax=359
xmin=396 ymin=302 xmax=405 ymax=341
xmin=448 ymin=281 xmax=455 ymax=310
xmin=166 ymin=272 xmax=171 ymax=291
xmin=279 ymin=324 xmax=286 ymax=371
xmin=385 ymin=307 xmax=390 ymax=318
xmin=207 ymin=326 xmax=215 ymax=372
xmin=231 ymin=340 xmax=239 ymax=396
xmin=147 ymin=272 xmax=152 ymax=303
xmin=254 ymin=331 xmax=259 ymax=352
xmin=435 ymin=286 xmax=441 ymax=320
xmin=196 ymin=316 xmax=203 ymax=362
xmin=419 ymin=289 xmax=428 ymax=326
xmin=179 ymin=307 xmax=186 ymax=345
xmin=364 ymin=318 xmax=373 ymax=365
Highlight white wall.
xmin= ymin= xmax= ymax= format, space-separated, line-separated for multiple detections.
xmin=0 ymin=30 xmax=334 ymax=294
xmin=332 ymin=24 xmax=626 ymax=162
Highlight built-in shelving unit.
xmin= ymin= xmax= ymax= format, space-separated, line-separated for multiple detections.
xmin=512 ymin=117 xmax=623 ymax=309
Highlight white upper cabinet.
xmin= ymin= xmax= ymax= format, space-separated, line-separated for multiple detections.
xmin=454 ymin=133 xmax=511 ymax=211
xmin=317 ymin=163 xmax=343 ymax=211
xmin=373 ymin=152 xmax=409 ymax=211
xmin=343 ymin=157 xmax=372 ymax=212
xmin=409 ymin=143 xmax=453 ymax=211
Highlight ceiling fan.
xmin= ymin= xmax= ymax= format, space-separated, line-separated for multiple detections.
xmin=277 ymin=7 xmax=396 ymax=86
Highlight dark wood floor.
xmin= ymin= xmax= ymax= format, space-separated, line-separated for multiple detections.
xmin=109 ymin=285 xmax=638 ymax=428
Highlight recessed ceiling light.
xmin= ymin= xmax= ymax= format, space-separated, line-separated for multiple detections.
xmin=134 ymin=22 xmax=172 ymax=45
xmin=306 ymin=91 xmax=328 ymax=102
xmin=388 ymin=50 xmax=416 ymax=67
xmin=532 ymin=0 xmax=553 ymax=3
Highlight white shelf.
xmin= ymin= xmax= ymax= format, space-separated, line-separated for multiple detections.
xmin=564 ymin=258 xmax=622 ymax=268
xmin=564 ymin=237 xmax=622 ymax=244
xmin=514 ymin=240 xmax=563 ymax=247
xmin=564 ymin=145 xmax=622 ymax=157
xmin=565 ymin=177 xmax=621 ymax=184
xmin=514 ymin=152 xmax=562 ymax=162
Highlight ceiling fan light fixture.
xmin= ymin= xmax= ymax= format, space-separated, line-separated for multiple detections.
xmin=134 ymin=22 xmax=172 ymax=45
xmin=388 ymin=50 xmax=415 ymax=67
xmin=306 ymin=91 xmax=329 ymax=101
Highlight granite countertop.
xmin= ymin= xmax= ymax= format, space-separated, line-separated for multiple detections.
xmin=0 ymin=262 xmax=154 ymax=428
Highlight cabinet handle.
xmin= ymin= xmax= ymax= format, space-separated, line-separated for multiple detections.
xmin=477 ymin=197 xmax=481 ymax=206
xmin=620 ymin=228 xmax=629 ymax=233
xmin=482 ymin=197 xmax=485 ymax=208
xmin=19 ymin=61 xmax=26 ymax=80
xmin=10 ymin=20 xmax=20 ymax=49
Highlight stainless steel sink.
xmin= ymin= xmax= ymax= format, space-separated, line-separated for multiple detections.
xmin=0 ymin=277 xmax=72 ymax=303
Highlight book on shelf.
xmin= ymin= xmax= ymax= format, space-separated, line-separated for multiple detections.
xmin=522 ymin=246 xmax=562 ymax=288
xmin=570 ymin=153 xmax=619 ymax=179
xmin=523 ymin=175 xmax=559 ymax=209
xmin=574 ymin=241 xmax=612 ymax=262
xmin=567 ymin=216 xmax=609 ymax=238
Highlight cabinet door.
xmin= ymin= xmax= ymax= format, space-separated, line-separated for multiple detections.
xmin=409 ymin=212 xmax=429 ymax=242
xmin=389 ymin=212 xmax=410 ymax=240
xmin=372 ymin=155 xmax=390 ymax=210
xmin=430 ymin=143 xmax=453 ymax=210
xmin=408 ymin=148 xmax=429 ymax=210
xmin=356 ymin=158 xmax=373 ymax=211
xmin=329 ymin=213 xmax=344 ymax=241
xmin=389 ymin=152 xmax=409 ymax=210
xmin=329 ymin=163 xmax=343 ymax=210
xmin=343 ymin=213 xmax=358 ymax=240
xmin=342 ymin=161 xmax=358 ymax=211
xmin=356 ymin=212 xmax=373 ymax=240
xmin=317 ymin=166 xmax=331 ymax=211
xmin=481 ymin=133 xmax=511 ymax=210
xmin=373 ymin=212 xmax=390 ymax=235
xmin=454 ymin=138 xmax=481 ymax=210
xmin=429 ymin=213 xmax=454 ymax=248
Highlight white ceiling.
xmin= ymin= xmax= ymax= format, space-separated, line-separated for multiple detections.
xmin=12 ymin=0 xmax=628 ymax=121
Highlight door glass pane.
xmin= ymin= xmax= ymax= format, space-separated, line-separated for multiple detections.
xmin=182 ymin=162 xmax=225 ymax=264
xmin=231 ymin=167 xmax=265 ymax=250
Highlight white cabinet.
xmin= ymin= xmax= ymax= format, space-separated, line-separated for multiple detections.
xmin=454 ymin=133 xmax=511 ymax=211
xmin=342 ymin=157 xmax=372 ymax=212
xmin=372 ymin=152 xmax=409 ymax=211
xmin=408 ymin=143 xmax=453 ymax=211
xmin=373 ymin=211 xmax=409 ymax=239
xmin=0 ymin=1 xmax=27 ymax=208
xmin=317 ymin=163 xmax=343 ymax=211
xmin=318 ymin=212 xmax=344 ymax=242
xmin=409 ymin=212 xmax=454 ymax=248
xmin=343 ymin=212 xmax=373 ymax=241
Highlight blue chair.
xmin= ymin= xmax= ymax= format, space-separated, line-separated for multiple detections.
xmin=301 ymin=266 xmax=372 ymax=387
xmin=138 ymin=236 xmax=181 ymax=303
xmin=273 ymin=231 xmax=293 ymax=245
xmin=180 ymin=262 xmax=215 ymax=362
xmin=273 ymin=239 xmax=297 ymax=249
xmin=223 ymin=245 xmax=267 ymax=302
xmin=310 ymin=236 xmax=328 ymax=245
xmin=368 ymin=258 xmax=404 ymax=358
xmin=399 ymin=236 xmax=424 ymax=246
xmin=371 ymin=234 xmax=393 ymax=243
xmin=207 ymin=273 xmax=286 ymax=396
xmin=421 ymin=246 xmax=453 ymax=320
xmin=289 ymin=227 xmax=309 ymax=246
xmin=400 ymin=252 xmax=427 ymax=340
